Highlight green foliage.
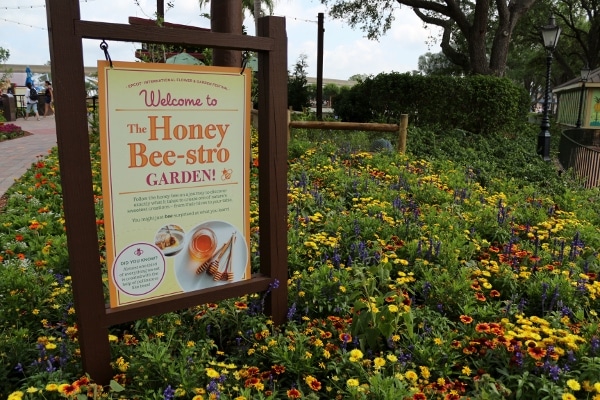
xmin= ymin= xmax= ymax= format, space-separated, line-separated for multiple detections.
xmin=333 ymin=72 xmax=530 ymax=136
xmin=288 ymin=54 xmax=311 ymax=111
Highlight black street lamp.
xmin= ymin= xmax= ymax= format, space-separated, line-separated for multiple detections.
xmin=537 ymin=14 xmax=561 ymax=161
xmin=576 ymin=64 xmax=591 ymax=128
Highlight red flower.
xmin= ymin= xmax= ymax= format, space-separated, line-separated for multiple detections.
xmin=475 ymin=323 xmax=490 ymax=333
xmin=61 ymin=384 xmax=79 ymax=396
xmin=475 ymin=292 xmax=487 ymax=302
xmin=272 ymin=364 xmax=286 ymax=375
xmin=308 ymin=379 xmax=322 ymax=391
xmin=413 ymin=393 xmax=427 ymax=400
xmin=15 ymin=234 xmax=24 ymax=241
xmin=460 ymin=315 xmax=473 ymax=324
xmin=234 ymin=301 xmax=248 ymax=310
xmin=489 ymin=290 xmax=501 ymax=298
xmin=244 ymin=377 xmax=261 ymax=388
xmin=287 ymin=388 xmax=302 ymax=399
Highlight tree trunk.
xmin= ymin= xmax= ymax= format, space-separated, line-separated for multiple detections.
xmin=211 ymin=0 xmax=243 ymax=67
xmin=254 ymin=0 xmax=261 ymax=32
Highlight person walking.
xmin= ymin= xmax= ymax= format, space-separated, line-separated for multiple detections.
xmin=24 ymin=82 xmax=40 ymax=121
xmin=43 ymin=81 xmax=54 ymax=118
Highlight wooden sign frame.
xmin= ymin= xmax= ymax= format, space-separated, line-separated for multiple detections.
xmin=46 ymin=0 xmax=288 ymax=384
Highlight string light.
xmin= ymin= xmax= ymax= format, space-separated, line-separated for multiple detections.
xmin=273 ymin=14 xmax=317 ymax=24
xmin=0 ymin=0 xmax=94 ymax=29
xmin=0 ymin=17 xmax=46 ymax=30
xmin=0 ymin=0 xmax=95 ymax=10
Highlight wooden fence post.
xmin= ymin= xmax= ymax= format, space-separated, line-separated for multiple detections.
xmin=398 ymin=114 xmax=408 ymax=154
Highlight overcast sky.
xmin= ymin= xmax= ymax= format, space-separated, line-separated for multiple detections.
xmin=0 ymin=0 xmax=437 ymax=80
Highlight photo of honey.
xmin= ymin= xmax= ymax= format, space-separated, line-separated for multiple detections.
xmin=188 ymin=227 xmax=217 ymax=262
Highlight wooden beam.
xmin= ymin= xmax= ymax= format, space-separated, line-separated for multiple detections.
xmin=74 ymin=20 xmax=273 ymax=52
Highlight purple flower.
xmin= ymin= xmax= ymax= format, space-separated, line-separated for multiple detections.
xmin=163 ymin=385 xmax=175 ymax=400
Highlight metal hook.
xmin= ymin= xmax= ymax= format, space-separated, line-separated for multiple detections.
xmin=100 ymin=40 xmax=113 ymax=68
xmin=240 ymin=51 xmax=250 ymax=75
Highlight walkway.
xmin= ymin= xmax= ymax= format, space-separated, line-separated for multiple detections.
xmin=0 ymin=116 xmax=57 ymax=196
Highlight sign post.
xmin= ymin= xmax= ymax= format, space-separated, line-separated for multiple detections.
xmin=46 ymin=0 xmax=288 ymax=383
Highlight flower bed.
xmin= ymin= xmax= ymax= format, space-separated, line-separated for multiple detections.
xmin=2 ymin=127 xmax=600 ymax=399
xmin=0 ymin=123 xmax=26 ymax=142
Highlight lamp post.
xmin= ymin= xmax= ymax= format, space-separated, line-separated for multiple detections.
xmin=537 ymin=14 xmax=561 ymax=161
xmin=576 ymin=64 xmax=591 ymax=128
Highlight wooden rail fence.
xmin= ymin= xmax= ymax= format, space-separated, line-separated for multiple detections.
xmin=251 ymin=110 xmax=409 ymax=153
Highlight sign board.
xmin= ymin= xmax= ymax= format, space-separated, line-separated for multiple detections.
xmin=98 ymin=61 xmax=251 ymax=307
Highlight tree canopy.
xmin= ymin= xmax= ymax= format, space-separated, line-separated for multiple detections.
xmin=320 ymin=0 xmax=538 ymax=76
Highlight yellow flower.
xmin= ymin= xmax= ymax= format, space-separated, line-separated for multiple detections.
xmin=45 ymin=343 xmax=57 ymax=350
xmin=7 ymin=391 xmax=24 ymax=400
xmin=462 ymin=366 xmax=472 ymax=376
xmin=405 ymin=370 xmax=418 ymax=381
xmin=374 ymin=357 xmax=386 ymax=368
xmin=347 ymin=378 xmax=359 ymax=387
xmin=562 ymin=394 xmax=576 ymax=400
xmin=420 ymin=366 xmax=431 ymax=379
xmin=595 ymin=382 xmax=600 ymax=393
xmin=108 ymin=334 xmax=118 ymax=342
xmin=206 ymin=368 xmax=221 ymax=379
xmin=567 ymin=379 xmax=581 ymax=391
xmin=388 ymin=304 xmax=399 ymax=313
xmin=45 ymin=383 xmax=59 ymax=391
xmin=349 ymin=349 xmax=363 ymax=362
xmin=386 ymin=354 xmax=398 ymax=363
xmin=26 ymin=387 xmax=38 ymax=394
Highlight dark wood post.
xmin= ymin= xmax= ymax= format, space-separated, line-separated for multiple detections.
xmin=316 ymin=13 xmax=324 ymax=120
xmin=211 ymin=0 xmax=243 ymax=67
xmin=45 ymin=0 xmax=113 ymax=384
xmin=257 ymin=16 xmax=288 ymax=325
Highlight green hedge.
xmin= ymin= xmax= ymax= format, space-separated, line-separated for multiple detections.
xmin=332 ymin=73 xmax=530 ymax=135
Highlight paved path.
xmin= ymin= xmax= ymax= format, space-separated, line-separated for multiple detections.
xmin=0 ymin=116 xmax=57 ymax=196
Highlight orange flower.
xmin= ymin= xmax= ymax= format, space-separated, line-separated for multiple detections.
xmin=475 ymin=292 xmax=487 ymax=301
xmin=59 ymin=383 xmax=79 ymax=396
xmin=413 ymin=393 xmax=427 ymax=400
xmin=475 ymin=323 xmax=490 ymax=333
xmin=527 ymin=346 xmax=546 ymax=360
xmin=460 ymin=315 xmax=473 ymax=324
xmin=339 ymin=332 xmax=352 ymax=343
xmin=234 ymin=301 xmax=248 ymax=310
xmin=29 ymin=220 xmax=42 ymax=230
xmin=489 ymin=290 xmax=501 ymax=298
xmin=287 ymin=388 xmax=302 ymax=399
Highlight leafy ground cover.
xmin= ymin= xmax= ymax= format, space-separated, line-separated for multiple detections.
xmin=2 ymin=121 xmax=600 ymax=399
